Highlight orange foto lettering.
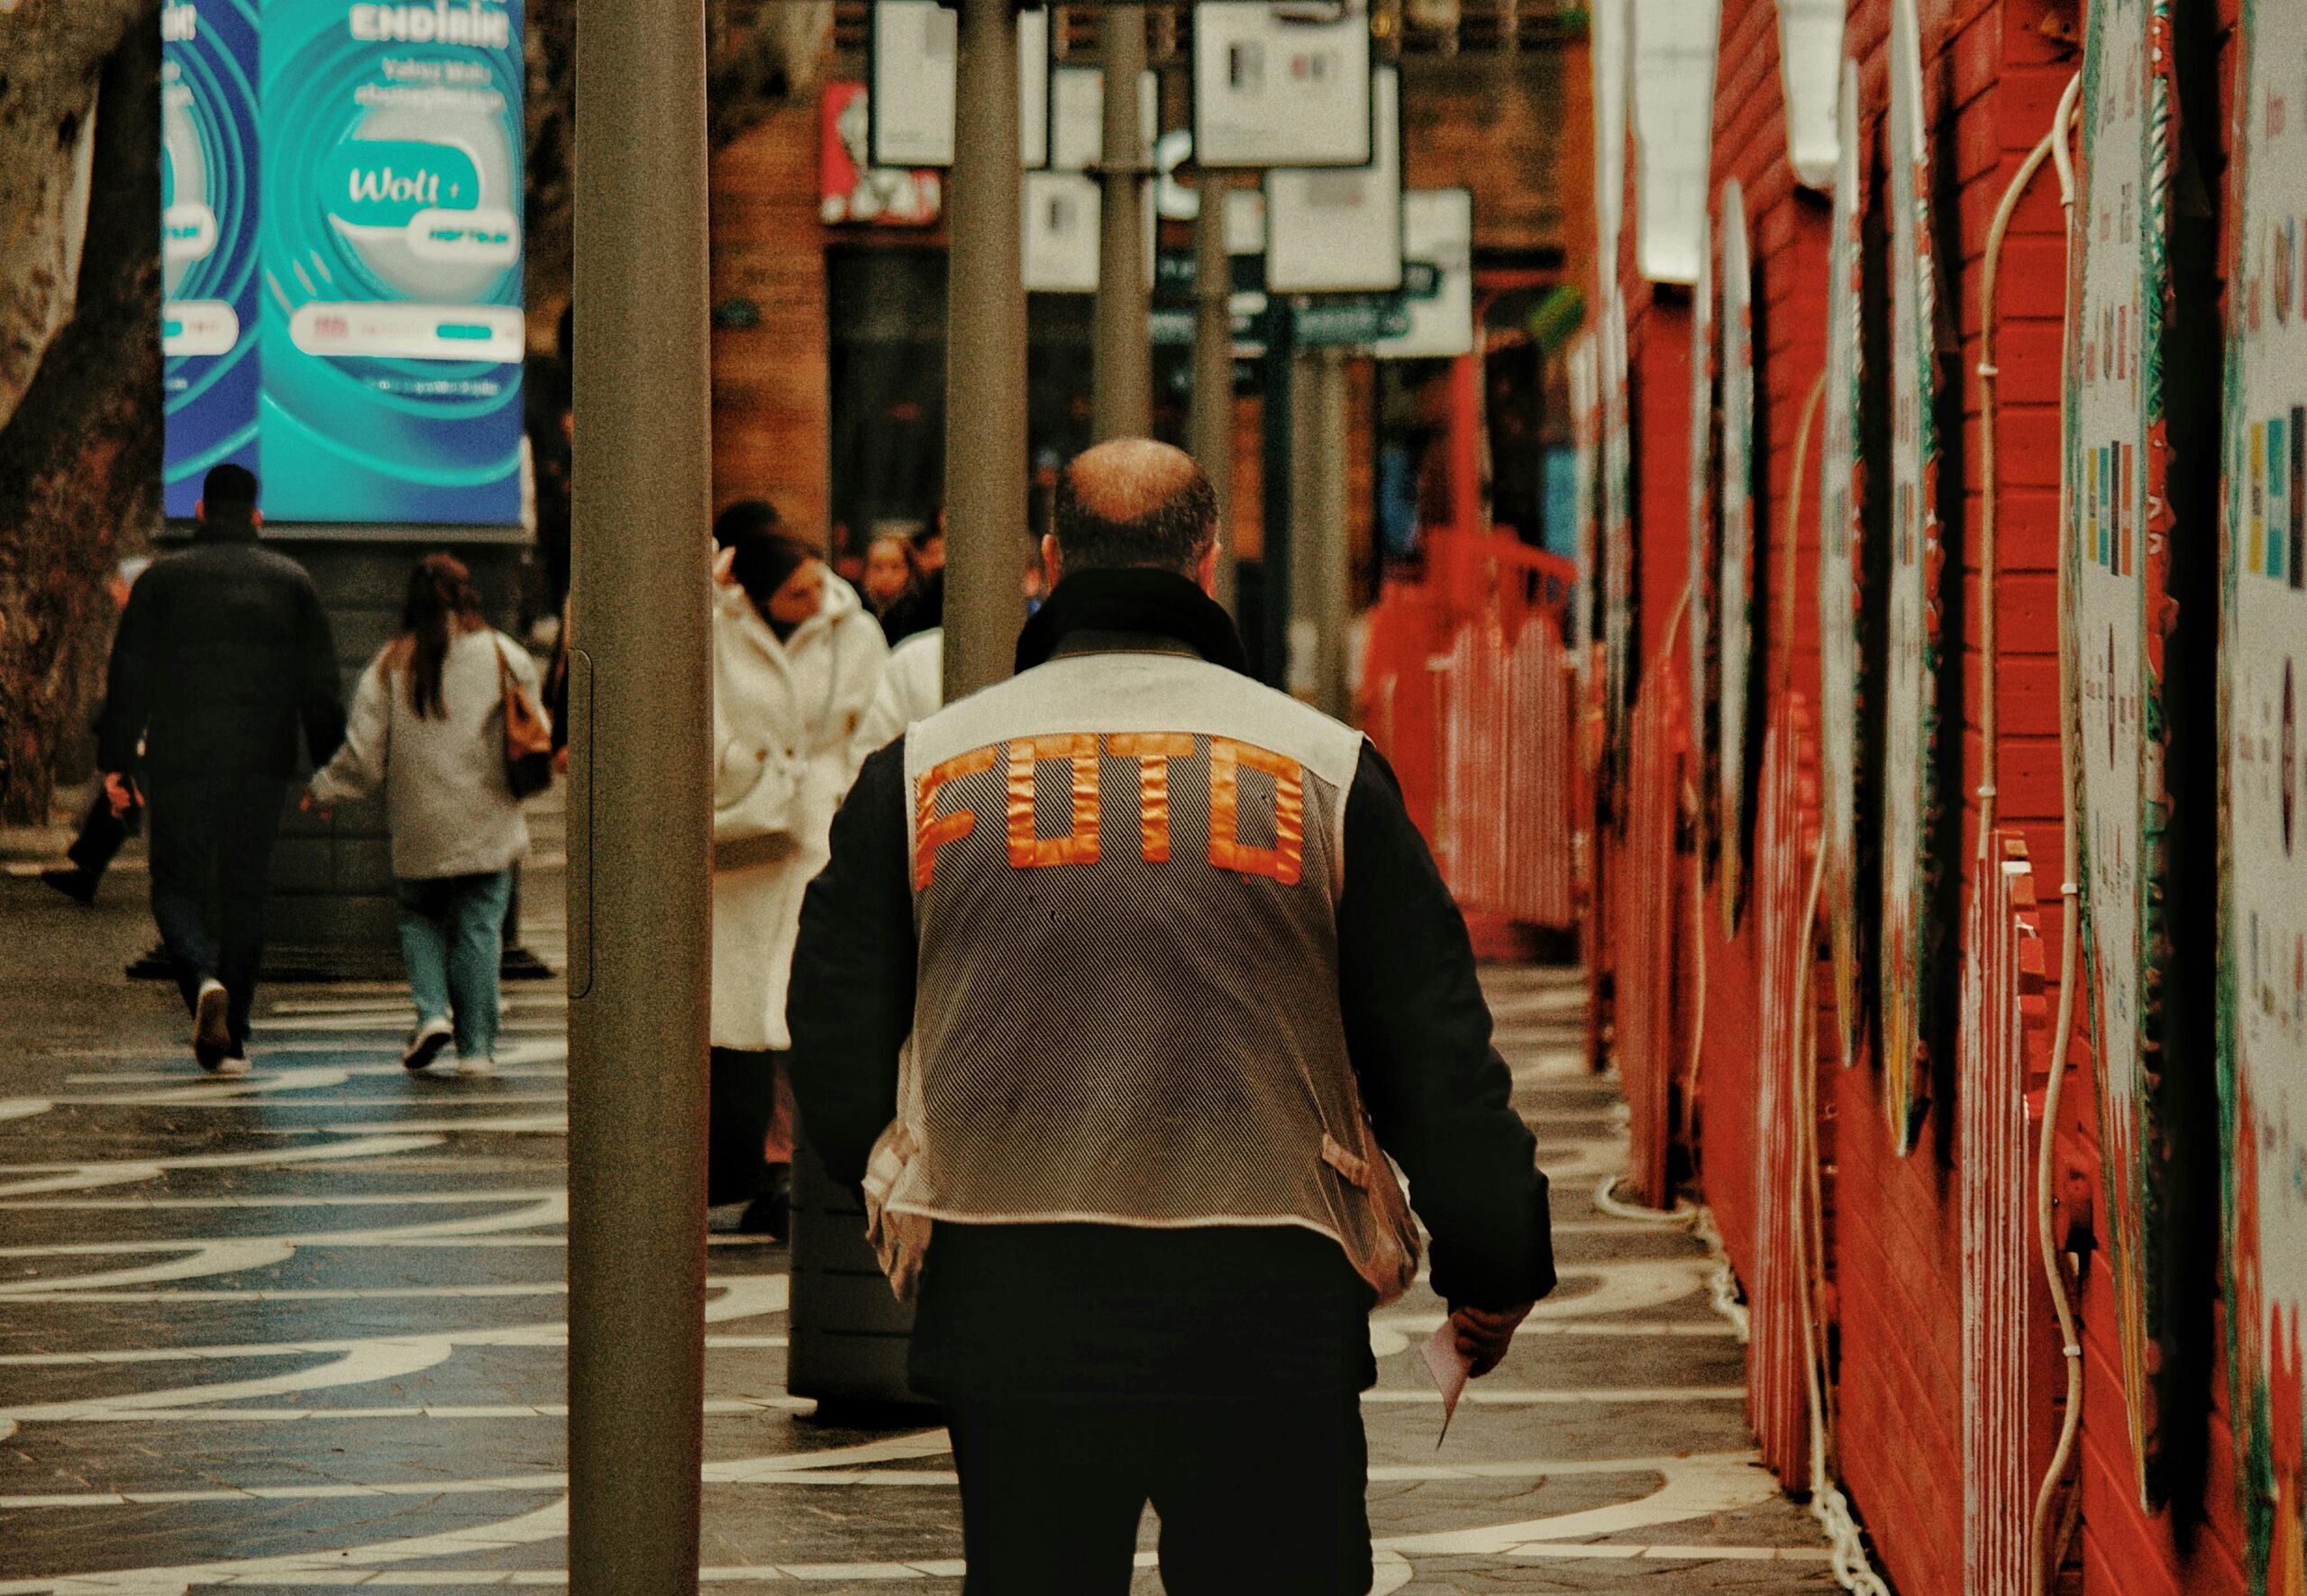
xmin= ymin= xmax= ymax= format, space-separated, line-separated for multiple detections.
xmin=912 ymin=734 xmax=1307 ymax=887
xmin=913 ymin=746 xmax=997 ymax=889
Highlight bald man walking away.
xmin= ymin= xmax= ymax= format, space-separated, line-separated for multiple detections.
xmin=789 ymin=439 xmax=1554 ymax=1594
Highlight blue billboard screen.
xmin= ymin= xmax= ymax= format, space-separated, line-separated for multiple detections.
xmin=161 ymin=0 xmax=525 ymax=528
xmin=161 ymin=0 xmax=262 ymax=518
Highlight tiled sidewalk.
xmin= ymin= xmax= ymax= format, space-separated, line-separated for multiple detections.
xmin=0 ymin=852 xmax=1837 ymax=1591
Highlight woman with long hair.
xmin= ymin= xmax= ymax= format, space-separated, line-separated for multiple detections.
xmin=708 ymin=524 xmax=886 ymax=1236
xmin=309 ymin=553 xmax=544 ymax=1075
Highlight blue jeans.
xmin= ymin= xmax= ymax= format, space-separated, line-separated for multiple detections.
xmin=395 ymin=870 xmax=512 ymax=1062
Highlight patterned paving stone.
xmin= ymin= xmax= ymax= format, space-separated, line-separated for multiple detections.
xmin=0 ymin=866 xmax=1843 ymax=1591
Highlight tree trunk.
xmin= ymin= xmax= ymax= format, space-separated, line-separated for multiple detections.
xmin=0 ymin=9 xmax=162 ymax=821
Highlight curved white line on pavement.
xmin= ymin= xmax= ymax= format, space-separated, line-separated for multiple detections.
xmin=0 ymin=1196 xmax=571 ymax=1295
xmin=51 ymin=1093 xmax=565 ymax=1109
xmin=0 ymin=1135 xmax=443 ymax=1198
xmin=310 ymin=1114 xmax=566 ymax=1135
xmin=1367 ymin=1259 xmax=1712 ymax=1354
xmin=1 ymin=1339 xmax=461 ymax=1423
xmin=0 ymin=1189 xmax=563 ymax=1210
xmin=1375 ymin=1453 xmax=1783 ymax=1554
xmin=0 ymin=1240 xmax=297 ymax=1296
xmin=0 ymin=1099 xmax=54 ymax=1122
xmin=41 ymin=1395 xmax=822 ymax=1422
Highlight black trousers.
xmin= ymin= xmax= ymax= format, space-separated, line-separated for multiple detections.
xmin=942 ymin=1392 xmax=1372 ymax=1596
xmin=707 ymin=1045 xmax=780 ymax=1206
xmin=145 ymin=775 xmax=287 ymax=1049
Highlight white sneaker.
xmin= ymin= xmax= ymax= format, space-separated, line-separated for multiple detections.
xmin=214 ymin=1051 xmax=251 ymax=1079
xmin=456 ymin=1053 xmax=496 ymax=1078
xmin=193 ymin=980 xmax=233 ymax=1072
xmin=402 ymin=1016 xmax=454 ymax=1072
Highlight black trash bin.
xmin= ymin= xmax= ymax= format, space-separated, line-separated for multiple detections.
xmin=787 ymin=1139 xmax=937 ymax=1420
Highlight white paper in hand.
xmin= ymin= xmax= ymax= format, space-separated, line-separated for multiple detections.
xmin=1421 ymin=1322 xmax=1474 ymax=1447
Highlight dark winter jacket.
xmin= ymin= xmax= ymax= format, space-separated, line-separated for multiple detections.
xmin=97 ymin=524 xmax=346 ymax=782
xmin=786 ymin=569 xmax=1554 ymax=1398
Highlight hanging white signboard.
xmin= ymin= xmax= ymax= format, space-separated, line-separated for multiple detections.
xmin=1630 ymin=0 xmax=1722 ymax=285
xmin=1719 ymin=178 xmax=1755 ymax=931
xmin=1688 ymin=204 xmax=1719 ymax=873
xmin=1819 ymin=56 xmax=1866 ymax=1067
xmin=1879 ymin=0 xmax=1942 ymax=1153
xmin=1774 ymin=0 xmax=1845 ymax=192
xmin=1375 ymin=188 xmax=1473 ymax=360
xmin=1048 ymin=66 xmax=1160 ymax=174
xmin=1593 ymin=0 xmax=1630 ymax=273
xmin=1264 ymin=64 xmax=1403 ymax=295
xmin=1022 ymin=172 xmax=1100 ymax=293
xmin=1193 ymin=0 xmax=1373 ymax=169
xmin=2072 ymin=0 xmax=2176 ymax=1509
xmin=869 ymin=0 xmax=1049 ymax=170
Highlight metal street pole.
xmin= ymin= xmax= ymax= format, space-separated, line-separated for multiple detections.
xmin=944 ymin=0 xmax=1029 ymax=698
xmin=1189 ymin=170 xmax=1236 ymax=616
xmin=1291 ymin=345 xmax=1351 ymax=719
xmin=1258 ymin=298 xmax=1294 ymax=689
xmin=568 ymin=0 xmax=712 ymax=1586
xmin=1092 ymin=3 xmax=1151 ymax=440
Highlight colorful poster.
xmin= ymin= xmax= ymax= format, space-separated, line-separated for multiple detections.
xmin=1718 ymin=178 xmax=1755 ymax=933
xmin=256 ymin=0 xmax=525 ymax=524
xmin=1819 ymin=57 xmax=1867 ymax=1068
xmin=2223 ymin=0 xmax=2307 ymax=1579
xmin=161 ymin=0 xmax=262 ymax=516
xmin=1879 ymin=0 xmax=1941 ymax=1154
xmin=1687 ymin=205 xmax=1717 ymax=875
xmin=2072 ymin=0 xmax=2176 ymax=1510
xmin=1603 ymin=288 xmax=1637 ymax=825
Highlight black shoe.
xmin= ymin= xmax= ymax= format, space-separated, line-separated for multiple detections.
xmin=40 ymin=867 xmax=97 ymax=906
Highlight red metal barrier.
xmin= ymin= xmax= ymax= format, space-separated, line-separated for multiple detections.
xmin=1961 ymin=834 xmax=2048 ymax=1596
xmin=1749 ymin=698 xmax=1820 ymax=1486
xmin=1614 ymin=674 xmax=1688 ymax=1209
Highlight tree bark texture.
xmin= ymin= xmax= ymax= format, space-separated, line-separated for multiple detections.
xmin=0 ymin=6 xmax=162 ymax=821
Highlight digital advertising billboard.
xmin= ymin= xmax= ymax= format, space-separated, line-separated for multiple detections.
xmin=161 ymin=0 xmax=262 ymax=518
xmin=161 ymin=0 xmax=527 ymax=530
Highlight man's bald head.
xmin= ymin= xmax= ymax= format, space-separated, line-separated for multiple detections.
xmin=1053 ymin=439 xmax=1218 ymax=577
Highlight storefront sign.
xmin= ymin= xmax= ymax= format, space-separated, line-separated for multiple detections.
xmin=2221 ymin=0 xmax=2307 ymax=1571
xmin=162 ymin=0 xmax=262 ymax=517
xmin=1265 ymin=66 xmax=1403 ymax=295
xmin=1879 ymin=0 xmax=1941 ymax=1153
xmin=1374 ymin=189 xmax=1473 ymax=360
xmin=1819 ymin=57 xmax=1866 ymax=1068
xmin=1630 ymin=0 xmax=1721 ymax=285
xmin=1192 ymin=0 xmax=1373 ymax=169
xmin=1687 ymin=206 xmax=1718 ymax=872
xmin=867 ymin=0 xmax=1048 ymax=169
xmin=256 ymin=0 xmax=525 ymax=524
xmin=1719 ymin=178 xmax=1755 ymax=932
xmin=821 ymin=83 xmax=942 ymax=226
xmin=1593 ymin=0 xmax=1629 ymax=275
xmin=2072 ymin=0 xmax=2176 ymax=1509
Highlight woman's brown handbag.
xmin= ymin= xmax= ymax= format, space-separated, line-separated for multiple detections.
xmin=495 ymin=640 xmax=555 ymax=798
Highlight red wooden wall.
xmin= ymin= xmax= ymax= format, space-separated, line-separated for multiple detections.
xmin=1600 ymin=0 xmax=2256 ymax=1590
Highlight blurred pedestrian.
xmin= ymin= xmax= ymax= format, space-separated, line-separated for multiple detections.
xmin=96 ymin=465 xmax=345 ymax=1075
xmin=710 ymin=526 xmax=887 ymax=1237
xmin=789 ymin=439 xmax=1554 ymax=1594
xmin=860 ymin=533 xmax=917 ymax=629
xmin=307 ymin=554 xmax=544 ymax=1078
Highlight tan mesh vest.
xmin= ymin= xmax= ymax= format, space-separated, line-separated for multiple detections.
xmin=860 ymin=649 xmax=1421 ymax=1305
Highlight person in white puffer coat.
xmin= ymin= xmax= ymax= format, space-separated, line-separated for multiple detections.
xmin=708 ymin=516 xmax=888 ymax=1236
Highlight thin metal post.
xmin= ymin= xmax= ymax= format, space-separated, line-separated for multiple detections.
xmin=567 ymin=0 xmax=712 ymax=1585
xmin=1305 ymin=346 xmax=1351 ymax=719
xmin=944 ymin=0 xmax=1029 ymax=698
xmin=1258 ymin=298 xmax=1295 ymax=689
xmin=1190 ymin=172 xmax=1236 ymax=616
xmin=1093 ymin=3 xmax=1152 ymax=440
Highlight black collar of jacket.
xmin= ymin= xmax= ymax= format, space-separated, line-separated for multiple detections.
xmin=1014 ymin=567 xmax=1252 ymax=677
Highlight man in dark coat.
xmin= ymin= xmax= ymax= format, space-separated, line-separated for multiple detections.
xmin=97 ymin=465 xmax=345 ymax=1073
xmin=788 ymin=439 xmax=1554 ymax=1594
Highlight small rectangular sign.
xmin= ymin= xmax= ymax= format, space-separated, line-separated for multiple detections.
xmin=1192 ymin=0 xmax=1372 ymax=169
